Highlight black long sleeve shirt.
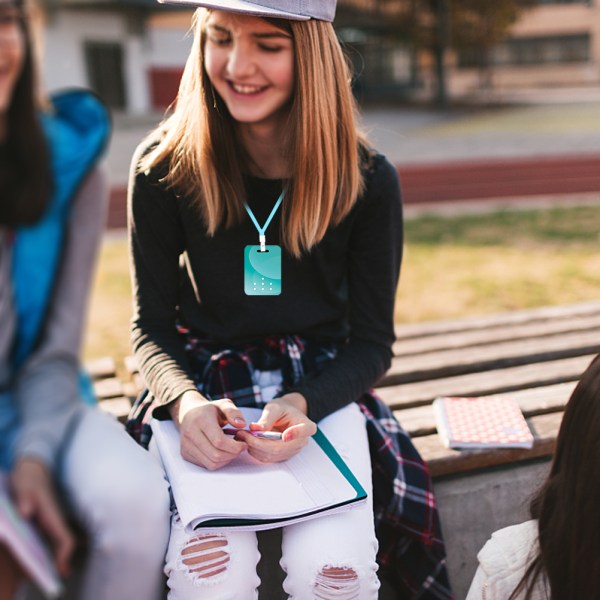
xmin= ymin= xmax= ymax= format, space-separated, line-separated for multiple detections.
xmin=128 ymin=145 xmax=403 ymax=422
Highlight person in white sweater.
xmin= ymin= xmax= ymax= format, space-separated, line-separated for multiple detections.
xmin=467 ymin=353 xmax=600 ymax=600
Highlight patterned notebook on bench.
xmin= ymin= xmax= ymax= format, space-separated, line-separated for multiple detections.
xmin=433 ymin=396 xmax=535 ymax=449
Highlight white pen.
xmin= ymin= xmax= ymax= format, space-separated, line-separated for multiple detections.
xmin=222 ymin=427 xmax=283 ymax=440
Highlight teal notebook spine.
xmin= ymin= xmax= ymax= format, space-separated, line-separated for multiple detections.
xmin=311 ymin=429 xmax=367 ymax=499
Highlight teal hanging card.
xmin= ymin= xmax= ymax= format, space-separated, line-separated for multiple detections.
xmin=243 ymin=191 xmax=285 ymax=296
xmin=244 ymin=245 xmax=282 ymax=296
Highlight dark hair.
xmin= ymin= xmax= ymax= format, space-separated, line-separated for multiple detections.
xmin=0 ymin=0 xmax=52 ymax=227
xmin=510 ymin=353 xmax=600 ymax=599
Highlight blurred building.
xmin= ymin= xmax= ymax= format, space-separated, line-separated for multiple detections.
xmin=40 ymin=1 xmax=143 ymax=112
xmin=38 ymin=0 xmax=600 ymax=113
xmin=334 ymin=0 xmax=600 ymax=100
xmin=450 ymin=0 xmax=600 ymax=97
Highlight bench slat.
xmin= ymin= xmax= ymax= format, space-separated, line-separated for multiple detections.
xmin=124 ymin=355 xmax=139 ymax=377
xmin=394 ymin=381 xmax=576 ymax=438
xmin=393 ymin=314 xmax=600 ymax=356
xmin=376 ymin=354 xmax=594 ymax=409
xmin=98 ymin=396 xmax=133 ymax=423
xmin=85 ymin=356 xmax=116 ymax=380
xmin=93 ymin=377 xmax=124 ymax=400
xmin=394 ymin=301 xmax=600 ymax=340
xmin=384 ymin=329 xmax=600 ymax=385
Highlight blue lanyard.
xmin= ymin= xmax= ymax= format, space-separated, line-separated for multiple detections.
xmin=244 ymin=191 xmax=284 ymax=252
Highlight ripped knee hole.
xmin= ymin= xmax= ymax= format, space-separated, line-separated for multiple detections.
xmin=180 ymin=533 xmax=230 ymax=580
xmin=314 ymin=566 xmax=360 ymax=599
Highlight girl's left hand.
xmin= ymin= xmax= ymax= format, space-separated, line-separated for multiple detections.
xmin=235 ymin=394 xmax=316 ymax=463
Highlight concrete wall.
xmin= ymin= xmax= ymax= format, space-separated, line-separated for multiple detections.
xmin=434 ymin=459 xmax=551 ymax=600
xmin=512 ymin=3 xmax=600 ymax=37
xmin=146 ymin=15 xmax=192 ymax=109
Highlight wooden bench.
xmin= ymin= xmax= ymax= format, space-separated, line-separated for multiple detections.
xmin=380 ymin=300 xmax=600 ymax=598
xmin=86 ymin=300 xmax=600 ymax=599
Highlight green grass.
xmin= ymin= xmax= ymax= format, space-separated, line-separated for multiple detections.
xmin=404 ymin=205 xmax=600 ymax=246
xmin=84 ymin=237 xmax=133 ymax=371
xmin=84 ymin=204 xmax=600 ymax=368
xmin=395 ymin=205 xmax=600 ymax=323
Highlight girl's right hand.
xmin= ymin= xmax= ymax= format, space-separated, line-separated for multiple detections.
xmin=10 ymin=458 xmax=75 ymax=577
xmin=170 ymin=391 xmax=248 ymax=471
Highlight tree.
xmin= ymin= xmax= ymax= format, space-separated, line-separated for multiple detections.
xmin=337 ymin=0 xmax=534 ymax=104
xmin=368 ymin=0 xmax=533 ymax=102
xmin=344 ymin=0 xmax=465 ymax=105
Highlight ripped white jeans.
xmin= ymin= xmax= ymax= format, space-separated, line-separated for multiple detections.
xmin=161 ymin=371 xmax=380 ymax=600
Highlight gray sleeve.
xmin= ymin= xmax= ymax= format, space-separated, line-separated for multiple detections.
xmin=13 ymin=166 xmax=108 ymax=469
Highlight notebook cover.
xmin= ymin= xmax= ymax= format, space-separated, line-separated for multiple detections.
xmin=433 ymin=396 xmax=535 ymax=449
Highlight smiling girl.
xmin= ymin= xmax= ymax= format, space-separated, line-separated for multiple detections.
xmin=126 ymin=1 xmax=451 ymax=598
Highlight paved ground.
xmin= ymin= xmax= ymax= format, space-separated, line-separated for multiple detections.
xmin=103 ymin=91 xmax=600 ymax=224
xmin=105 ymin=91 xmax=600 ymax=183
xmin=361 ymin=102 xmax=600 ymax=165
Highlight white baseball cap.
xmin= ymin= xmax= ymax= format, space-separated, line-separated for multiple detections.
xmin=157 ymin=0 xmax=336 ymax=22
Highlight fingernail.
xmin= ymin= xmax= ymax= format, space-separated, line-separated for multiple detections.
xmin=234 ymin=417 xmax=245 ymax=425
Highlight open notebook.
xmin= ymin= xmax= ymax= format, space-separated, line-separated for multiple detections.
xmin=151 ymin=407 xmax=367 ymax=532
xmin=0 ymin=474 xmax=62 ymax=598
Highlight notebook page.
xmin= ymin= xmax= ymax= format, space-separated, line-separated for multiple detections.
xmin=151 ymin=408 xmax=359 ymax=531
xmin=0 ymin=474 xmax=62 ymax=598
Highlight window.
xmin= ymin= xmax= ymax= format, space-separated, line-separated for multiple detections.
xmin=342 ymin=32 xmax=416 ymax=101
xmin=458 ymin=34 xmax=591 ymax=67
xmin=84 ymin=41 xmax=127 ymax=110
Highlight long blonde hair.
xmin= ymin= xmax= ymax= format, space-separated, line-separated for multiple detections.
xmin=141 ymin=9 xmax=366 ymax=257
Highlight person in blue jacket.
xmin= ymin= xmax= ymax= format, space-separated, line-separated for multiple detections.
xmin=0 ymin=1 xmax=170 ymax=598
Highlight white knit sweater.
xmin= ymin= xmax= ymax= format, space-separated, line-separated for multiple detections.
xmin=466 ymin=520 xmax=549 ymax=600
